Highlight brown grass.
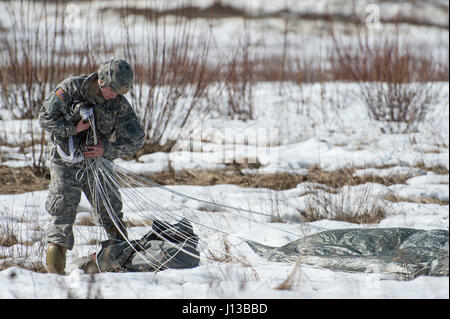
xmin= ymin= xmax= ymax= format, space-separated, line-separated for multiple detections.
xmin=75 ymin=216 xmax=96 ymax=227
xmin=124 ymin=219 xmax=153 ymax=228
xmin=0 ymin=233 xmax=19 ymax=247
xmin=0 ymin=163 xmax=434 ymax=195
xmin=0 ymin=260 xmax=47 ymax=273
xmin=305 ymin=165 xmax=410 ymax=188
xmin=0 ymin=166 xmax=50 ymax=194
xmin=0 ymin=212 xmax=47 ymax=273
xmin=414 ymin=164 xmax=449 ymax=175
xmin=383 ymin=193 xmax=448 ymax=206
xmin=300 ymin=182 xmax=388 ymax=224
xmin=206 ymin=236 xmax=233 ymax=263
xmin=0 ymin=229 xmax=37 ymax=248
xmin=275 ymin=257 xmax=302 ymax=291
xmin=144 ymin=164 xmax=415 ymax=191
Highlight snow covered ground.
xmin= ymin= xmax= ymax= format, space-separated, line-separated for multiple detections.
xmin=1 ymin=80 xmax=448 ymax=299
xmin=0 ymin=0 xmax=448 ymax=300
xmin=0 ymin=183 xmax=448 ymax=299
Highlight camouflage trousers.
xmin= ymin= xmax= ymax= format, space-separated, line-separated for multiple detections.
xmin=45 ymin=163 xmax=123 ymax=250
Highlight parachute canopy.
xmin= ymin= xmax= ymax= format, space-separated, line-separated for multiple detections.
xmin=247 ymin=228 xmax=449 ymax=280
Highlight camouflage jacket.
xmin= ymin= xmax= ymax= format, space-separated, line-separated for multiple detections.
xmin=39 ymin=73 xmax=145 ymax=165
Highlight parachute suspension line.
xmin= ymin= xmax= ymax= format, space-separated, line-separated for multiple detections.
xmin=89 ymin=159 xmax=233 ymax=271
xmin=101 ymin=159 xmax=295 ymax=261
xmin=88 ymin=161 xmax=165 ymax=272
xmin=77 ymin=157 xmax=330 ymax=272
xmin=104 ymin=162 xmax=237 ymax=236
xmin=97 ymin=158 xmax=328 ymax=267
xmin=83 ymin=159 xmax=103 ymax=272
xmin=107 ymin=188 xmax=240 ymax=268
xmin=102 ymin=168 xmax=228 ymax=242
xmin=108 ymin=159 xmax=328 ymax=233
xmin=71 ymin=125 xmax=232 ymax=271
xmin=86 ymin=111 xmax=98 ymax=146
xmin=95 ymin=159 xmax=326 ymax=270
xmin=94 ymin=159 xmax=250 ymax=266
xmin=88 ymin=159 xmax=267 ymax=269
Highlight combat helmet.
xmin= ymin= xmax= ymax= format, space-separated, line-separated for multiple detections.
xmin=98 ymin=58 xmax=134 ymax=95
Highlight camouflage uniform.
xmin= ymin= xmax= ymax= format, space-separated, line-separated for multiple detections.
xmin=39 ymin=59 xmax=144 ymax=250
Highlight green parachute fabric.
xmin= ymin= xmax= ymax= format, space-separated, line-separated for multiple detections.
xmin=72 ymin=218 xmax=200 ymax=273
xmin=247 ymin=228 xmax=449 ymax=280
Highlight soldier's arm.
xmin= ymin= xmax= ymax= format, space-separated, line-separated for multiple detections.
xmin=38 ymin=82 xmax=78 ymax=138
xmin=102 ymin=97 xmax=145 ymax=158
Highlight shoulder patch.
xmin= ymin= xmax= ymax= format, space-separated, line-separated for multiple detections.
xmin=55 ymin=88 xmax=67 ymax=102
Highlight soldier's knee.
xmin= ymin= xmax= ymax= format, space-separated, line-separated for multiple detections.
xmin=45 ymin=191 xmax=79 ymax=217
xmin=45 ymin=192 xmax=65 ymax=216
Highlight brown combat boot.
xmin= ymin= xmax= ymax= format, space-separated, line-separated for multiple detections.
xmin=46 ymin=243 xmax=67 ymax=275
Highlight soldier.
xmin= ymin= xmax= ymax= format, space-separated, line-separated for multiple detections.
xmin=39 ymin=59 xmax=145 ymax=275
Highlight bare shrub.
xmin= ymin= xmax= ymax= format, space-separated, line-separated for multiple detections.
xmin=265 ymin=190 xmax=297 ymax=223
xmin=330 ymin=26 xmax=445 ymax=133
xmin=206 ymin=236 xmax=233 ymax=263
xmin=0 ymin=0 xmax=112 ymax=171
xmin=0 ymin=0 xmax=61 ymax=171
xmin=0 ymin=206 xmax=46 ymax=273
xmin=301 ymin=183 xmax=387 ymax=224
xmin=0 ymin=225 xmax=19 ymax=247
xmin=1 ymin=1 xmax=218 ymax=161
xmin=121 ymin=4 xmax=217 ymax=155
xmin=221 ymin=19 xmax=255 ymax=120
